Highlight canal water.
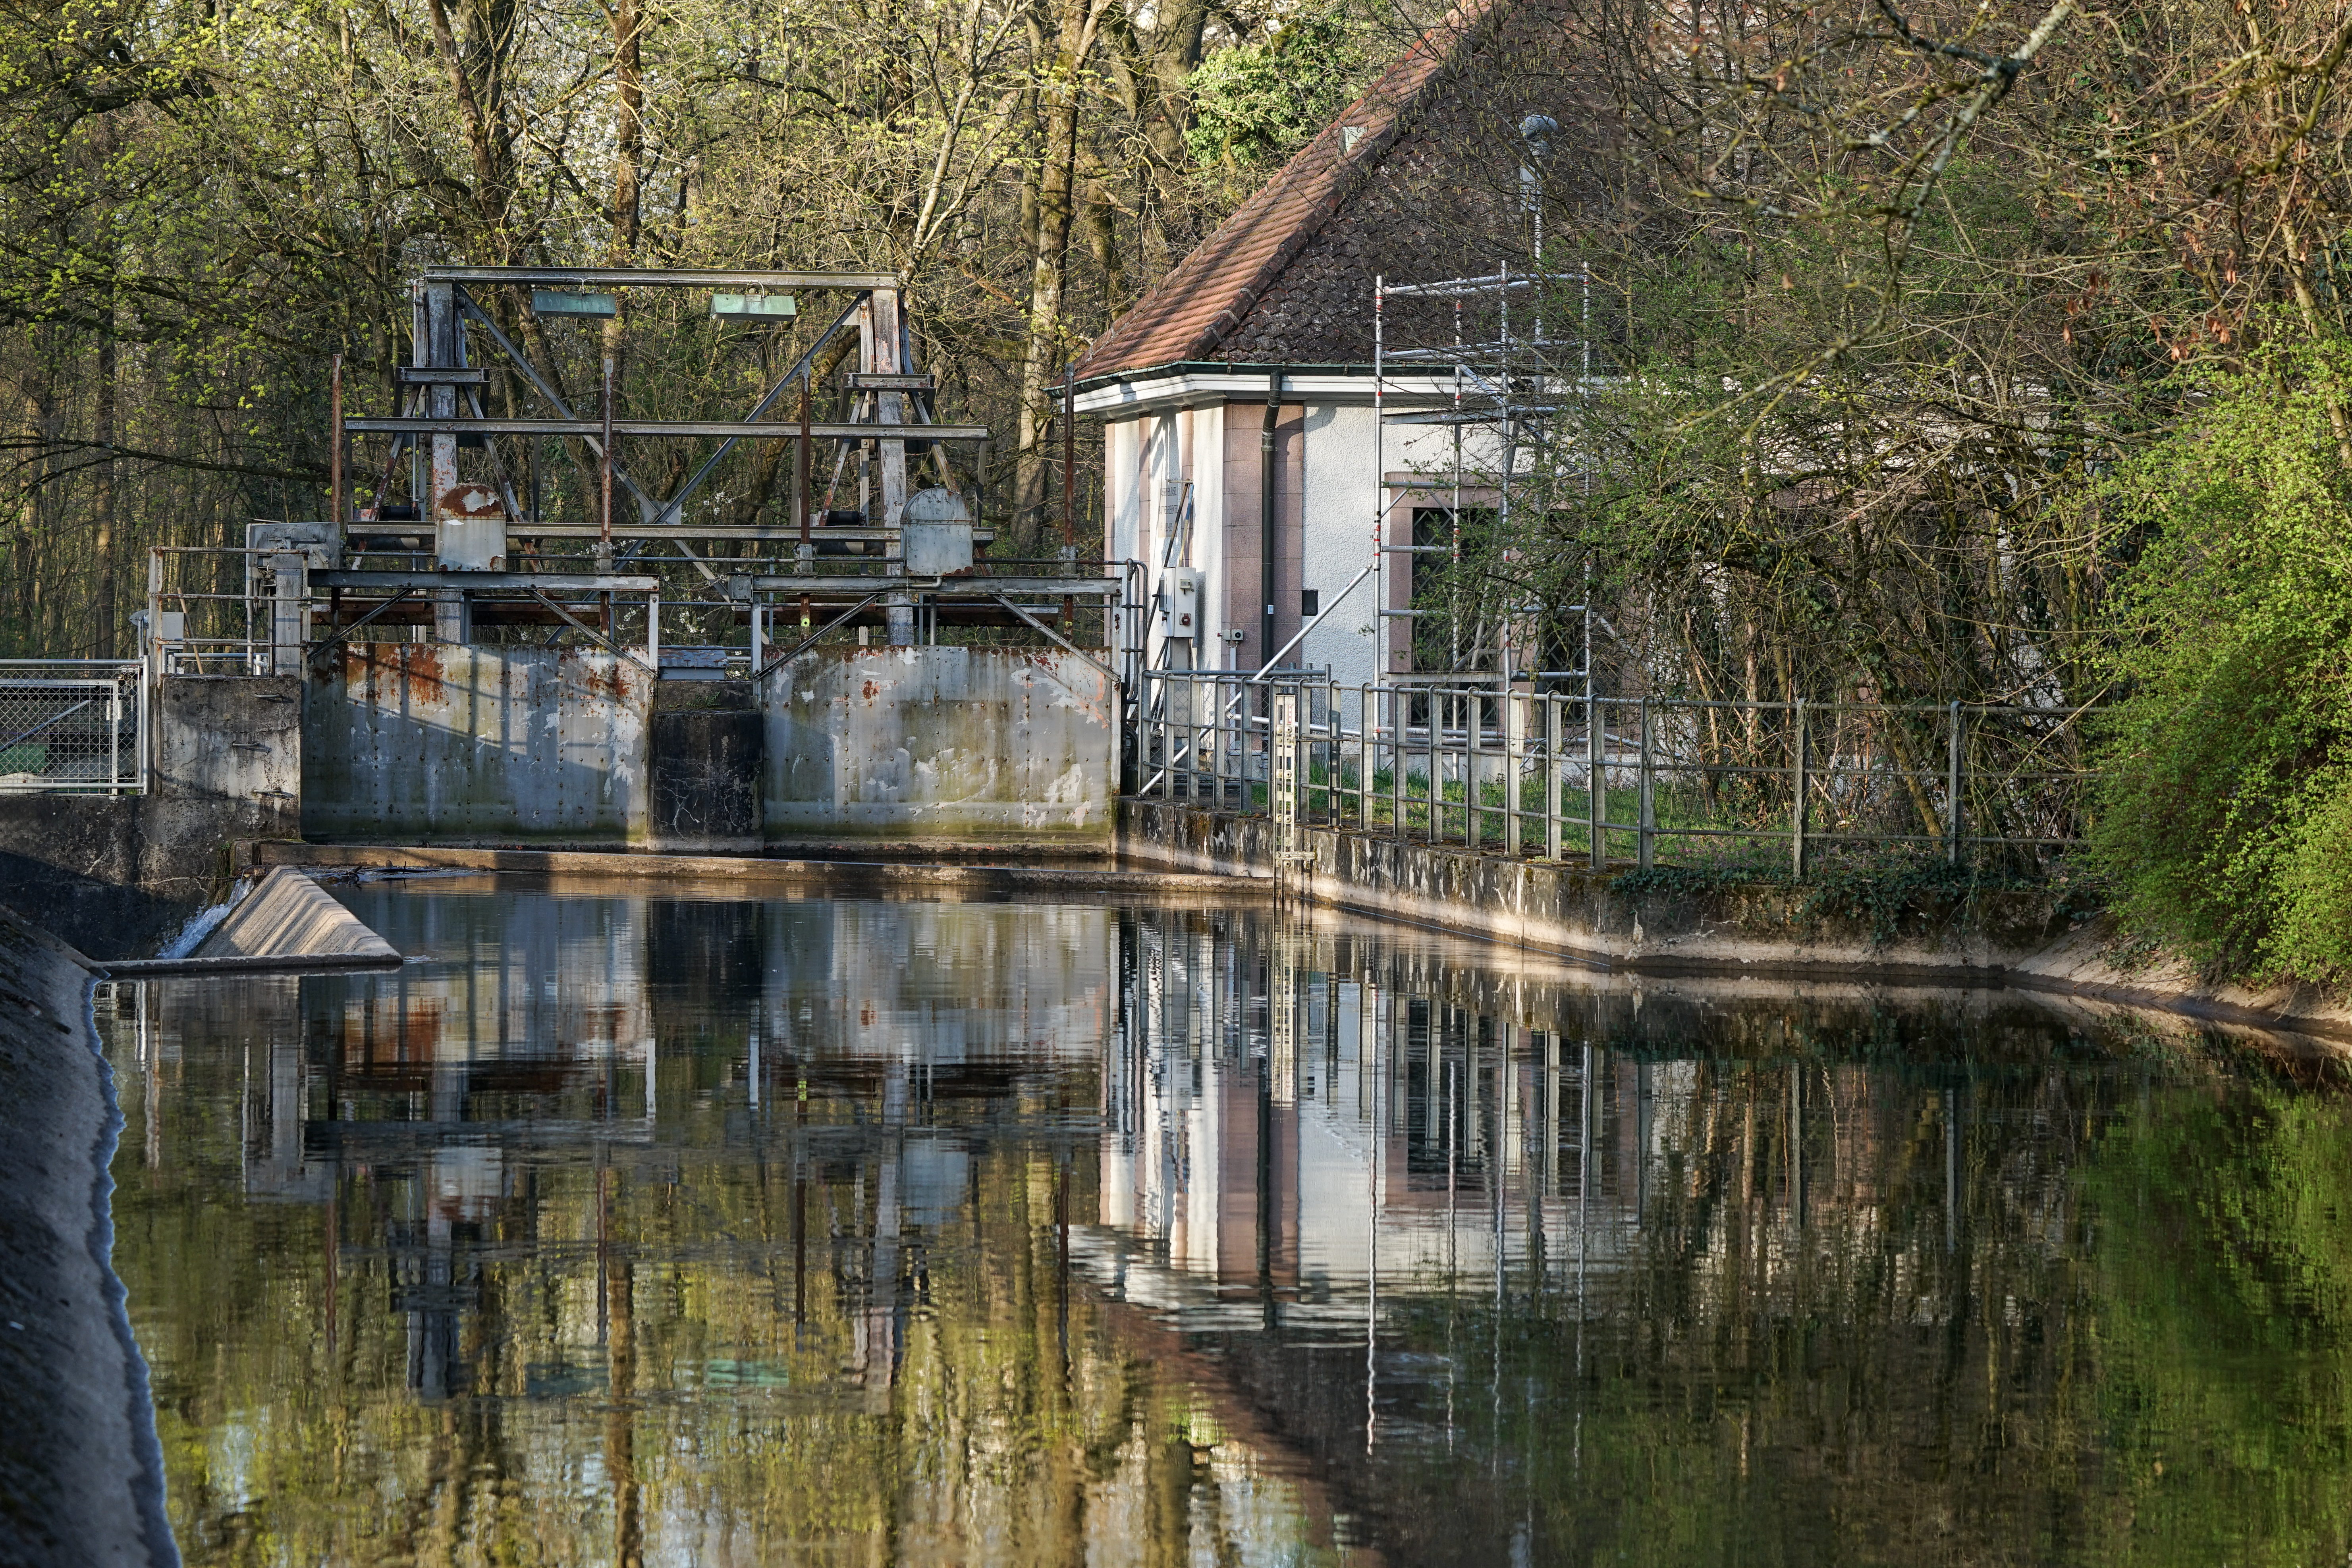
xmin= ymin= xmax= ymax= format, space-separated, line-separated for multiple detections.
xmin=98 ymin=881 xmax=2352 ymax=1566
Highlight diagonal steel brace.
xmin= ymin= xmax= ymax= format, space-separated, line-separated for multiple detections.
xmin=527 ymin=591 xmax=659 ymax=675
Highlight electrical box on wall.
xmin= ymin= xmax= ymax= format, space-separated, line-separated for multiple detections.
xmin=1157 ymin=569 xmax=1200 ymax=639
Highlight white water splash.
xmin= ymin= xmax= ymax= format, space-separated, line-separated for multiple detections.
xmin=155 ymin=880 xmax=250 ymax=959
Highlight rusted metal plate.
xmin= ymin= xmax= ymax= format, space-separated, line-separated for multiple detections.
xmin=761 ymin=646 xmax=1115 ymax=842
xmin=303 ymin=644 xmax=650 ymax=843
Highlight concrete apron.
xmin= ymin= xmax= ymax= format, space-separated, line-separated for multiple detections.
xmin=259 ymin=841 xmax=1269 ymax=902
xmin=1115 ymin=798 xmax=2352 ymax=1047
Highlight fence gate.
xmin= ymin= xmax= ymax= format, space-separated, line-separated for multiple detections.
xmin=0 ymin=662 xmax=145 ymax=794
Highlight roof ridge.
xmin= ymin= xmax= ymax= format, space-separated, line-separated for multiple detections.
xmin=1072 ymin=0 xmax=1504 ymax=382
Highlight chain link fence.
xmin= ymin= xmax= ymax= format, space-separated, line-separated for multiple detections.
xmin=0 ymin=662 xmax=145 ymax=794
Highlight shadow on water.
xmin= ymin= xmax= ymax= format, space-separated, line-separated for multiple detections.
xmin=97 ymin=880 xmax=2352 ymax=1566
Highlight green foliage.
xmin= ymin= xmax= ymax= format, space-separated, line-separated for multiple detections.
xmin=2088 ymin=337 xmax=2352 ymax=986
xmin=1183 ymin=6 xmax=1381 ymax=169
xmin=1614 ymin=848 xmax=2071 ymax=945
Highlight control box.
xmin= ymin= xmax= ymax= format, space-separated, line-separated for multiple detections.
xmin=1157 ymin=568 xmax=1200 ymax=639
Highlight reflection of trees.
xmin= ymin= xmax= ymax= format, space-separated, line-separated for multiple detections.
xmin=95 ymin=897 xmax=2352 ymax=1567
xmin=102 ymin=897 xmax=1352 ymax=1567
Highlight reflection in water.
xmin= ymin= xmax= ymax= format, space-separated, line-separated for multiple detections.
xmin=103 ymin=885 xmax=2352 ymax=1566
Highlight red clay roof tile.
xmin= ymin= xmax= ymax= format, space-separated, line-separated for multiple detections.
xmin=1071 ymin=0 xmax=1501 ymax=382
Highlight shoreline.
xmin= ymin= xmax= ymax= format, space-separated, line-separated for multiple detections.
xmin=250 ymin=829 xmax=2352 ymax=1050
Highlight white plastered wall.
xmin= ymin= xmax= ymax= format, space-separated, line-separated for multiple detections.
xmin=1104 ymin=417 xmax=1144 ymax=655
xmin=1187 ymin=404 xmax=1228 ymax=666
xmin=1299 ymin=404 xmax=1378 ymax=700
xmin=1142 ymin=413 xmax=1178 ymax=667
xmin=1110 ymin=406 xmax=1229 ymax=674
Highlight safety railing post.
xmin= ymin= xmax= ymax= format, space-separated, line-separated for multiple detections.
xmin=1391 ymin=688 xmax=1405 ymax=840
xmin=1465 ymin=691 xmax=1483 ymax=849
xmin=1312 ymin=682 xmax=1323 ymax=823
xmin=1360 ymin=684 xmax=1376 ymax=831
xmin=1587 ymin=693 xmax=1605 ymax=869
xmin=1207 ymin=675 xmax=1221 ymax=805
xmin=1328 ymin=678 xmax=1342 ymax=827
xmin=1189 ymin=675 xmax=1203 ymax=800
xmin=1791 ymin=697 xmax=1810 ymax=878
xmin=1427 ymin=694 xmax=1440 ymax=846
xmin=1158 ymin=676 xmax=1173 ymax=800
xmin=1301 ymin=680 xmax=1313 ymax=822
xmin=1505 ymin=688 xmax=1526 ymax=858
xmin=1638 ymin=696 xmax=1654 ymax=870
xmin=1545 ymin=694 xmax=1563 ymax=861
xmin=1947 ymin=698 xmax=1964 ymax=866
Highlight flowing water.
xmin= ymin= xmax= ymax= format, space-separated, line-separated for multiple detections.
xmin=97 ymin=879 xmax=2352 ymax=1566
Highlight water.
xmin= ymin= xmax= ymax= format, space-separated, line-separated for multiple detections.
xmin=98 ymin=881 xmax=2352 ymax=1566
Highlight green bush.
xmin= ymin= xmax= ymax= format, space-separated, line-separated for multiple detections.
xmin=2090 ymin=338 xmax=2352 ymax=986
xmin=1183 ymin=6 xmax=1382 ymax=170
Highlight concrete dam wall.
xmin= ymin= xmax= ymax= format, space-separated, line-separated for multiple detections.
xmin=0 ymin=675 xmax=300 ymax=959
xmin=0 ymin=645 xmax=1113 ymax=956
xmin=302 ymin=643 xmax=1116 ymax=849
xmin=764 ymin=646 xmax=1117 ymax=843
xmin=303 ymin=644 xmax=655 ymax=843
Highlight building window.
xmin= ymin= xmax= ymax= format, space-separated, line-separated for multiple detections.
xmin=1300 ymin=589 xmax=1320 ymax=617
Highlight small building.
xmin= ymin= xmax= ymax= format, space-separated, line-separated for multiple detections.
xmin=1073 ymin=0 xmax=1593 ymax=694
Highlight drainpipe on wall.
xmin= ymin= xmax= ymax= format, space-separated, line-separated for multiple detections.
xmin=1261 ymin=368 xmax=1283 ymax=669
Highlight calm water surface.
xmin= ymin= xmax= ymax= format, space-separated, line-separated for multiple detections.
xmin=98 ymin=881 xmax=2352 ymax=1566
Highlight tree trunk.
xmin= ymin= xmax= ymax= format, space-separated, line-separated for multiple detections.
xmin=604 ymin=0 xmax=644 ymax=379
xmin=92 ymin=324 xmax=116 ymax=659
xmin=1015 ymin=0 xmax=1102 ymax=545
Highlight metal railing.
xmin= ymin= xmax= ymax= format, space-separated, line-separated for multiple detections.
xmin=148 ymin=540 xmax=1143 ymax=678
xmin=1131 ymin=671 xmax=2097 ymax=872
xmin=0 ymin=661 xmax=145 ymax=795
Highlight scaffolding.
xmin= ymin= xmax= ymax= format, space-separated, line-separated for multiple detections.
xmin=1371 ymin=265 xmax=1594 ymax=704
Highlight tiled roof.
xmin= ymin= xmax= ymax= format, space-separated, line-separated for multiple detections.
xmin=1071 ymin=2 xmax=1502 ymax=382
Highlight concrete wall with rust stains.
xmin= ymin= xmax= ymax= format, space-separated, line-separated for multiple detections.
xmin=762 ymin=647 xmax=1117 ymax=843
xmin=304 ymin=645 xmax=652 ymax=843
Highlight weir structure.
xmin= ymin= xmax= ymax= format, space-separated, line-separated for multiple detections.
xmin=156 ymin=264 xmax=1122 ymax=677
xmin=0 ymin=265 xmax=1136 ymax=947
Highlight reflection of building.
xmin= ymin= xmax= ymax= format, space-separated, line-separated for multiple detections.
xmin=1096 ymin=910 xmax=1652 ymax=1328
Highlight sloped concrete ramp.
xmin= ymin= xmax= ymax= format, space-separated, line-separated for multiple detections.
xmin=197 ymin=867 xmax=400 ymax=961
xmin=104 ymin=868 xmax=401 ymax=977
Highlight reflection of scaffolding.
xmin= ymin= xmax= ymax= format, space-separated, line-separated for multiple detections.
xmin=1371 ymin=266 xmax=1593 ymax=702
